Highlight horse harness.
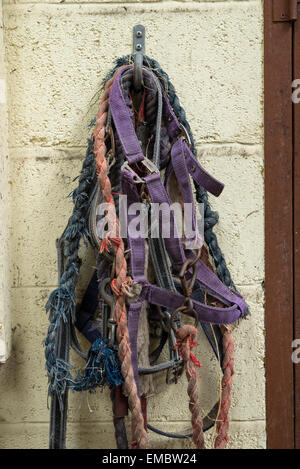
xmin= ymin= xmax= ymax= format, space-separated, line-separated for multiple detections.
xmin=45 ymin=58 xmax=247 ymax=450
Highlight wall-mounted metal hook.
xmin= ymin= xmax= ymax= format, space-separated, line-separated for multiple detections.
xmin=132 ymin=25 xmax=145 ymax=92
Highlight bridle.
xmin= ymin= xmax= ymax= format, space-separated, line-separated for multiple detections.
xmin=46 ymin=59 xmax=247 ymax=450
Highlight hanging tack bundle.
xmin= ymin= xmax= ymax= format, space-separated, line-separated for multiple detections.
xmin=44 ymin=26 xmax=248 ymax=450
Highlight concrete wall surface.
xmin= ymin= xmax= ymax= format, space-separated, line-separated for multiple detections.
xmin=0 ymin=0 xmax=265 ymax=449
xmin=0 ymin=1 xmax=11 ymax=364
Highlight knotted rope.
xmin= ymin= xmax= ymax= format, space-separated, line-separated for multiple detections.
xmin=214 ymin=325 xmax=234 ymax=449
xmin=175 ymin=325 xmax=205 ymax=449
xmin=93 ymin=70 xmax=149 ymax=450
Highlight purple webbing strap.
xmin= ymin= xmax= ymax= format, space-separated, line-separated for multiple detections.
xmin=159 ymin=85 xmax=182 ymax=140
xmin=109 ymin=65 xmax=181 ymax=165
xmin=121 ymin=169 xmax=147 ymax=283
xmin=171 ymin=138 xmax=224 ymax=198
xmin=127 ymin=301 xmax=143 ymax=395
xmin=195 ymin=260 xmax=247 ymax=315
xmin=109 ymin=66 xmax=144 ymax=165
xmin=144 ymin=172 xmax=187 ymax=271
xmin=141 ymin=283 xmax=243 ymax=325
xmin=121 ymin=169 xmax=147 ymax=395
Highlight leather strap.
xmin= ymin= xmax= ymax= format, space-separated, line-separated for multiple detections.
xmin=49 ymin=235 xmax=71 ymax=449
xmin=49 ymin=315 xmax=70 ymax=449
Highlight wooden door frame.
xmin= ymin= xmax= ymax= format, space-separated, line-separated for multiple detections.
xmin=264 ymin=0 xmax=295 ymax=449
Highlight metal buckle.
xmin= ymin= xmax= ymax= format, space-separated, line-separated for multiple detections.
xmin=105 ymin=126 xmax=116 ymax=170
xmin=170 ymin=300 xmax=199 ymax=332
xmin=166 ymin=358 xmax=185 ymax=384
xmin=100 ymin=278 xmax=116 ymax=345
xmin=177 ymin=123 xmax=191 ymax=148
xmin=170 ymin=250 xmax=201 ymax=332
xmin=121 ymin=161 xmax=144 ymax=184
xmin=138 ymin=158 xmax=159 ymax=174
xmin=107 ymin=319 xmax=117 ymax=346
xmin=121 ymin=158 xmax=159 ymax=184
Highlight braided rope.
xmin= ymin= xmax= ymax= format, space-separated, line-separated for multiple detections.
xmin=175 ymin=325 xmax=205 ymax=449
xmin=214 ymin=325 xmax=234 ymax=449
xmin=93 ymin=71 xmax=149 ymax=450
xmin=44 ymin=139 xmax=97 ymax=407
xmin=44 ymin=55 xmax=240 ymax=441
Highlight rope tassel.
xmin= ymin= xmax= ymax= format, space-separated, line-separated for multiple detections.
xmin=73 ymin=338 xmax=123 ymax=392
xmin=214 ymin=326 xmax=234 ymax=449
xmin=175 ymin=325 xmax=205 ymax=449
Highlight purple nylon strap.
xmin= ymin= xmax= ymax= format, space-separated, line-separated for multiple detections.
xmin=121 ymin=169 xmax=147 ymax=396
xmin=171 ymin=137 xmax=224 ymax=198
xmin=195 ymin=260 xmax=247 ymax=314
xmin=127 ymin=300 xmax=143 ymax=396
xmin=144 ymin=172 xmax=186 ymax=271
xmin=108 ymin=66 xmax=247 ymax=393
xmin=109 ymin=66 xmax=144 ymax=165
xmin=160 ymin=85 xmax=182 ymax=139
xmin=141 ymin=283 xmax=243 ymax=325
xmin=121 ymin=168 xmax=147 ymax=283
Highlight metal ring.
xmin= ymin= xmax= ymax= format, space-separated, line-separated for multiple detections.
xmin=170 ymin=303 xmax=198 ymax=332
xmin=179 ymin=249 xmax=201 ymax=297
xmin=138 ymin=357 xmax=184 ymax=375
xmin=133 ymin=52 xmax=143 ymax=91
xmin=100 ymin=278 xmax=115 ymax=309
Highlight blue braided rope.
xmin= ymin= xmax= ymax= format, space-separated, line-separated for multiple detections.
xmin=44 ymin=139 xmax=97 ymax=406
xmin=45 ymin=142 xmax=123 ymax=405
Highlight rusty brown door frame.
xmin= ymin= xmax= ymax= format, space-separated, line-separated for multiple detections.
xmin=265 ymin=0 xmax=298 ymax=449
xmin=292 ymin=3 xmax=300 ymax=450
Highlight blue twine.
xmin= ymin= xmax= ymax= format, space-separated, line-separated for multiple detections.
xmin=72 ymin=338 xmax=123 ymax=392
xmin=44 ymin=139 xmax=98 ymax=407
